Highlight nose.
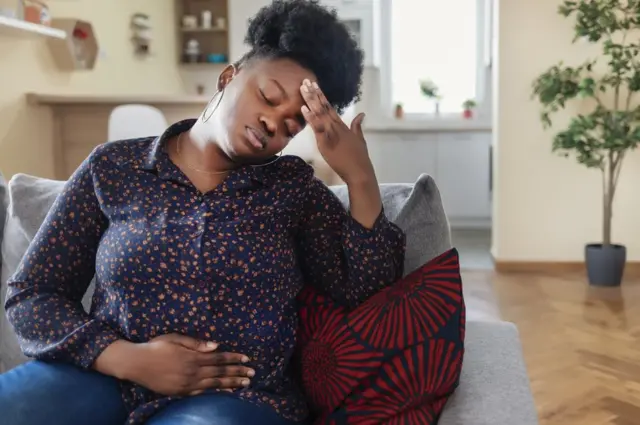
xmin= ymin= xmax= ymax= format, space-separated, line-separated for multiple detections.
xmin=259 ymin=116 xmax=277 ymax=138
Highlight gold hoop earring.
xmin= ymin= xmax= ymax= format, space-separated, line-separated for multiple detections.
xmin=201 ymin=90 xmax=224 ymax=123
xmin=250 ymin=152 xmax=283 ymax=168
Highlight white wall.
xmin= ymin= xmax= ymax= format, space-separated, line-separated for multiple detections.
xmin=493 ymin=0 xmax=640 ymax=261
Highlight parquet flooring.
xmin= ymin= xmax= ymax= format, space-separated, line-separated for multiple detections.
xmin=488 ymin=271 xmax=640 ymax=425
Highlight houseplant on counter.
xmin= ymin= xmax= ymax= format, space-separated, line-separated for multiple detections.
xmin=531 ymin=0 xmax=640 ymax=286
xmin=419 ymin=79 xmax=442 ymax=116
xmin=462 ymin=99 xmax=477 ymax=119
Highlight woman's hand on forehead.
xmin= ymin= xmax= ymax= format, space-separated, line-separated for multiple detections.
xmin=299 ymin=79 xmax=373 ymax=184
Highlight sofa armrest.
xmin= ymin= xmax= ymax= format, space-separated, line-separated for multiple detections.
xmin=439 ymin=321 xmax=539 ymax=425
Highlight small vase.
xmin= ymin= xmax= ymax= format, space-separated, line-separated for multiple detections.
xmin=463 ymin=109 xmax=473 ymax=119
xmin=434 ymin=102 xmax=440 ymax=116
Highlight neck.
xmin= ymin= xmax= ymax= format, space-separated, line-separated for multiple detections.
xmin=179 ymin=122 xmax=235 ymax=172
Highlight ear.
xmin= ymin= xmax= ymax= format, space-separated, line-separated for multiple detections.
xmin=217 ymin=64 xmax=237 ymax=91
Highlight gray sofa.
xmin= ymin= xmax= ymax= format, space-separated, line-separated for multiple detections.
xmin=0 ymin=171 xmax=539 ymax=425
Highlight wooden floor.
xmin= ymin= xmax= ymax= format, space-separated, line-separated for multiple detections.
xmin=490 ymin=270 xmax=640 ymax=425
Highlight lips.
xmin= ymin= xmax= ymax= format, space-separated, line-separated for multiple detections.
xmin=245 ymin=126 xmax=267 ymax=150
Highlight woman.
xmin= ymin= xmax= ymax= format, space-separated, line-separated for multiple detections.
xmin=0 ymin=1 xmax=405 ymax=424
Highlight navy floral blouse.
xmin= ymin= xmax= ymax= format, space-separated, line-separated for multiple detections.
xmin=5 ymin=119 xmax=406 ymax=424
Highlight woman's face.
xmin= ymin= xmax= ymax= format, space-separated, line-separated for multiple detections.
xmin=201 ymin=58 xmax=316 ymax=164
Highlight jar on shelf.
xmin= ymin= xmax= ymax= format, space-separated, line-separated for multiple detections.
xmin=22 ymin=0 xmax=50 ymax=26
xmin=184 ymin=39 xmax=201 ymax=63
xmin=201 ymin=10 xmax=212 ymax=29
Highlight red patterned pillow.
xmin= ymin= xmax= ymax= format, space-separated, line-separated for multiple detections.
xmin=296 ymin=248 xmax=465 ymax=424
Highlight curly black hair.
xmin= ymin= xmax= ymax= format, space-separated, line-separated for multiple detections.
xmin=237 ymin=0 xmax=364 ymax=115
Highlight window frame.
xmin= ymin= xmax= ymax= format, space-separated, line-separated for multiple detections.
xmin=378 ymin=0 xmax=492 ymax=120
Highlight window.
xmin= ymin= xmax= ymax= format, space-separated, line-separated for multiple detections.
xmin=386 ymin=0 xmax=487 ymax=115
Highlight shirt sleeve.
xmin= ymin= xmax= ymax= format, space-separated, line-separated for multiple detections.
xmin=4 ymin=150 xmax=121 ymax=368
xmin=296 ymin=178 xmax=406 ymax=308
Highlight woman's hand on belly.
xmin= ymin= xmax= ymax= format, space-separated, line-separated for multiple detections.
xmin=95 ymin=334 xmax=255 ymax=396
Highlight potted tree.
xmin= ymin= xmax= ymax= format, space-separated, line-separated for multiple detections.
xmin=531 ymin=0 xmax=640 ymax=287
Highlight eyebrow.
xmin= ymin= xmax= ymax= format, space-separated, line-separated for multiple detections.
xmin=270 ymin=79 xmax=288 ymax=99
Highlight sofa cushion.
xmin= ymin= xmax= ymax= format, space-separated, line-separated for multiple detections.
xmin=296 ymin=248 xmax=465 ymax=424
xmin=0 ymin=175 xmax=92 ymax=371
xmin=0 ymin=171 xmax=452 ymax=371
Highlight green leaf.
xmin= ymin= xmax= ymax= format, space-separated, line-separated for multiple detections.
xmin=532 ymin=0 xmax=640 ymax=182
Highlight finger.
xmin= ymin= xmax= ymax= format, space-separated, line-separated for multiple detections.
xmin=350 ymin=113 xmax=366 ymax=137
xmin=195 ymin=377 xmax=251 ymax=391
xmin=311 ymin=81 xmax=337 ymax=118
xmin=192 ymin=340 xmax=218 ymax=352
xmin=197 ymin=352 xmax=250 ymax=366
xmin=300 ymin=79 xmax=326 ymax=117
xmin=188 ymin=388 xmax=233 ymax=396
xmin=301 ymin=105 xmax=326 ymax=134
xmin=196 ymin=365 xmax=255 ymax=379
xmin=164 ymin=334 xmax=218 ymax=352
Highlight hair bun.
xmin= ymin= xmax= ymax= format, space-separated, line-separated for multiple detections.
xmin=245 ymin=0 xmax=337 ymax=52
xmin=241 ymin=0 xmax=362 ymax=115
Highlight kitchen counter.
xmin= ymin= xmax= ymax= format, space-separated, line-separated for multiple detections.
xmin=28 ymin=93 xmax=494 ymax=224
xmin=26 ymin=93 xmax=341 ymax=185
xmin=28 ymin=94 xmax=493 ymax=133
xmin=27 ymin=93 xmax=211 ymax=106
xmin=363 ymin=118 xmax=492 ymax=133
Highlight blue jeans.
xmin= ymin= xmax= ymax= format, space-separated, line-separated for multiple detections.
xmin=0 ymin=361 xmax=301 ymax=425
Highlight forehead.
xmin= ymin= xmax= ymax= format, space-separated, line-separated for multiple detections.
xmin=248 ymin=58 xmax=316 ymax=93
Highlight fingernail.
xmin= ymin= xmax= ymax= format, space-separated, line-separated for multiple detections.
xmin=301 ymin=84 xmax=309 ymax=93
xmin=247 ymin=369 xmax=255 ymax=377
xmin=301 ymin=105 xmax=310 ymax=113
xmin=312 ymin=82 xmax=319 ymax=89
xmin=206 ymin=342 xmax=218 ymax=349
xmin=303 ymin=78 xmax=311 ymax=86
xmin=241 ymin=356 xmax=250 ymax=363
xmin=241 ymin=379 xmax=250 ymax=386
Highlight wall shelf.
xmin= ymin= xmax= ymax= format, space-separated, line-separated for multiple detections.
xmin=176 ymin=0 xmax=229 ymax=65
xmin=47 ymin=19 xmax=99 ymax=71
xmin=0 ymin=15 xmax=66 ymax=39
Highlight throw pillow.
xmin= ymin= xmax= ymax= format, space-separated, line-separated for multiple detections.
xmin=297 ymin=248 xmax=465 ymax=424
xmin=330 ymin=174 xmax=452 ymax=275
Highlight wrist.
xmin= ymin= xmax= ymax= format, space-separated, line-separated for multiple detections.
xmin=93 ymin=339 xmax=141 ymax=381
xmin=343 ymin=168 xmax=377 ymax=188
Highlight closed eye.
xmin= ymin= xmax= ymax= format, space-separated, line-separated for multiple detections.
xmin=260 ymin=90 xmax=275 ymax=106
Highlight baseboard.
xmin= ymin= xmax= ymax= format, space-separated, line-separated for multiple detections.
xmin=494 ymin=260 xmax=640 ymax=277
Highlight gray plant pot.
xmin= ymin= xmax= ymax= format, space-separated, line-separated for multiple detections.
xmin=585 ymin=243 xmax=626 ymax=287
